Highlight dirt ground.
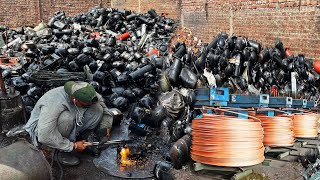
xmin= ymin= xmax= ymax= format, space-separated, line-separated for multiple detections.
xmin=0 ymin=133 xmax=307 ymax=180
xmin=56 ymin=157 xmax=306 ymax=180
xmin=253 ymin=162 xmax=304 ymax=180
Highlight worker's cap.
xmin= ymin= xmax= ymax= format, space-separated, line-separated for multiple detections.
xmin=64 ymin=81 xmax=98 ymax=103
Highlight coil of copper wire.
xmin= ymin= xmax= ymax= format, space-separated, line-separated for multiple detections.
xmin=291 ymin=113 xmax=318 ymax=138
xmin=191 ymin=114 xmax=265 ymax=167
xmin=255 ymin=115 xmax=294 ymax=147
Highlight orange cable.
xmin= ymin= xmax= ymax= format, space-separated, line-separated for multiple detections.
xmin=191 ymin=113 xmax=265 ymax=167
xmin=291 ymin=113 xmax=318 ymax=138
xmin=255 ymin=115 xmax=295 ymax=147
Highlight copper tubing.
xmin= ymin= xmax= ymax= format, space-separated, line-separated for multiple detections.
xmin=256 ymin=115 xmax=294 ymax=147
xmin=290 ymin=113 xmax=318 ymax=138
xmin=201 ymin=107 xmax=260 ymax=121
xmin=116 ymin=32 xmax=130 ymax=41
xmin=191 ymin=113 xmax=265 ymax=167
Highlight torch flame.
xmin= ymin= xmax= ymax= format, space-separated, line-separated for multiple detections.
xmin=120 ymin=146 xmax=132 ymax=167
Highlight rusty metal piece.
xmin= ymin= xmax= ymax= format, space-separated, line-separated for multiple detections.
xmin=191 ymin=113 xmax=265 ymax=167
xmin=0 ymin=57 xmax=19 ymax=69
xmin=0 ymin=91 xmax=26 ymax=133
xmin=0 ymin=67 xmax=7 ymax=96
xmin=0 ymin=56 xmax=9 ymax=63
xmin=170 ymin=135 xmax=191 ymax=169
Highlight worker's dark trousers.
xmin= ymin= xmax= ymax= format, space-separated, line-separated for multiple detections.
xmin=57 ymin=103 xmax=104 ymax=138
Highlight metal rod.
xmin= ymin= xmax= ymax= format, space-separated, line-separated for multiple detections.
xmin=5 ymin=29 xmax=8 ymax=56
xmin=0 ymin=68 xmax=7 ymax=96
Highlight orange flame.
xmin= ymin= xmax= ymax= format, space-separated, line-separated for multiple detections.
xmin=120 ymin=146 xmax=133 ymax=167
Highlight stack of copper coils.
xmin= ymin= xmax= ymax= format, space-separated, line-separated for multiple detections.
xmin=191 ymin=113 xmax=265 ymax=167
xmin=291 ymin=113 xmax=318 ymax=138
xmin=255 ymin=114 xmax=295 ymax=146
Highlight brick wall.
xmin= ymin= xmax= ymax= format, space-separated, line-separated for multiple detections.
xmin=0 ymin=0 xmax=39 ymax=27
xmin=0 ymin=0 xmax=111 ymax=27
xmin=111 ymin=0 xmax=181 ymax=20
xmin=0 ymin=0 xmax=319 ymax=59
xmin=180 ymin=0 xmax=320 ymax=59
xmin=232 ymin=0 xmax=320 ymax=59
xmin=40 ymin=0 xmax=111 ymax=26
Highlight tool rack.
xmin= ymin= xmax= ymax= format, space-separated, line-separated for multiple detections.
xmin=193 ymin=87 xmax=319 ymax=179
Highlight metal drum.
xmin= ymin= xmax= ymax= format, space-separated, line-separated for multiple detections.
xmin=0 ymin=91 xmax=25 ymax=133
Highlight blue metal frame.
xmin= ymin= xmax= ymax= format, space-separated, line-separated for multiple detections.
xmin=194 ymin=87 xmax=318 ymax=120
xmin=228 ymin=94 xmax=269 ymax=108
xmin=306 ymin=101 xmax=317 ymax=109
xmin=292 ymin=99 xmax=307 ymax=108
xmin=195 ymin=87 xmax=229 ymax=107
xmin=269 ymin=97 xmax=292 ymax=108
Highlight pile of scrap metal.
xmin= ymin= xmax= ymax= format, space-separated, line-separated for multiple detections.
xmin=198 ymin=33 xmax=320 ymax=100
xmin=0 ymin=5 xmax=320 ymax=180
xmin=303 ymin=158 xmax=320 ymax=180
xmin=0 ymin=7 xmax=190 ymax=179
xmin=0 ymin=7 xmax=176 ymax=118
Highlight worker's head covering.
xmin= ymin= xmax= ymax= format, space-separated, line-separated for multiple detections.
xmin=64 ymin=81 xmax=98 ymax=103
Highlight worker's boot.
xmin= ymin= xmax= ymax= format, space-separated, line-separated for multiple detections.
xmin=57 ymin=152 xmax=80 ymax=166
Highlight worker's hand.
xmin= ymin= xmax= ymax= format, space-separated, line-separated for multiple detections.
xmin=74 ymin=140 xmax=86 ymax=152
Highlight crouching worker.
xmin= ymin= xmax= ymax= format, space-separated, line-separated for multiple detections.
xmin=24 ymin=81 xmax=113 ymax=166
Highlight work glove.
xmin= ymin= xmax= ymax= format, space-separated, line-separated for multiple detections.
xmin=74 ymin=140 xmax=86 ymax=152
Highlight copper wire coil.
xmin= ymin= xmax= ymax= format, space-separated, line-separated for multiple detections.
xmin=291 ymin=113 xmax=318 ymax=138
xmin=255 ymin=116 xmax=295 ymax=147
xmin=191 ymin=114 xmax=265 ymax=167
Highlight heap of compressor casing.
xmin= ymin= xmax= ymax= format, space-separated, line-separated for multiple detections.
xmin=0 ymin=7 xmax=177 ymax=118
xmin=1 ymin=6 xmax=320 ymax=175
xmin=191 ymin=32 xmax=320 ymax=100
xmin=0 ymin=7 xmax=194 ymax=173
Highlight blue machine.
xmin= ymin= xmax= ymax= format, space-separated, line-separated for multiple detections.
xmin=195 ymin=87 xmax=269 ymax=119
xmin=195 ymin=87 xmax=318 ymax=119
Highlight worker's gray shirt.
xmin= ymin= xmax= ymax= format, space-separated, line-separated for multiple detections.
xmin=24 ymin=87 xmax=113 ymax=152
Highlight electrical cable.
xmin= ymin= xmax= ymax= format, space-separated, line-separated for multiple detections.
xmin=191 ymin=107 xmax=265 ymax=167
xmin=51 ymin=149 xmax=64 ymax=180
xmin=291 ymin=113 xmax=318 ymax=138
xmin=255 ymin=115 xmax=294 ymax=147
xmin=249 ymin=108 xmax=294 ymax=146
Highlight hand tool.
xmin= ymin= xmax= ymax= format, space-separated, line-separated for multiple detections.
xmin=83 ymin=139 xmax=131 ymax=147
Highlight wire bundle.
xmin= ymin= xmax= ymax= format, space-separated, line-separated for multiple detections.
xmin=291 ymin=113 xmax=318 ymax=138
xmin=191 ymin=114 xmax=265 ymax=167
xmin=256 ymin=115 xmax=294 ymax=146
